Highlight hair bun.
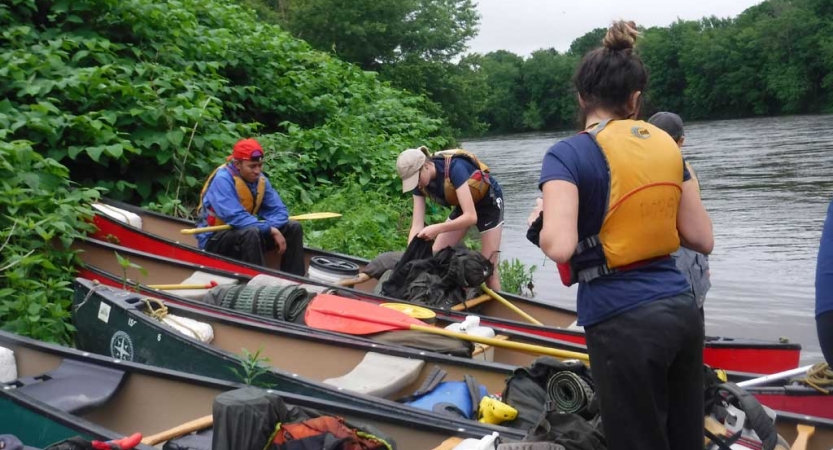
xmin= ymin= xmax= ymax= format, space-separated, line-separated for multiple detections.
xmin=602 ymin=20 xmax=639 ymax=51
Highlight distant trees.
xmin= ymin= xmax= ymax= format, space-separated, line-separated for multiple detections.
xmin=468 ymin=0 xmax=833 ymax=134
xmin=245 ymin=0 xmax=833 ymax=135
xmin=273 ymin=0 xmax=484 ymax=134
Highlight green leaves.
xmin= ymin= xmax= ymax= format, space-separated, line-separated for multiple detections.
xmin=0 ymin=140 xmax=101 ymax=345
xmin=498 ymin=259 xmax=537 ymax=297
xmin=2 ymin=0 xmax=448 ymax=207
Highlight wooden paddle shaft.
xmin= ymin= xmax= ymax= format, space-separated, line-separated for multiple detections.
xmin=451 ymin=294 xmax=492 ymax=311
xmin=409 ymin=323 xmax=589 ymax=362
xmin=141 ymin=414 xmax=213 ymax=445
xmin=180 ymin=213 xmax=342 ymax=235
xmin=480 ymin=284 xmax=544 ymax=326
xmin=791 ymin=423 xmax=816 ymax=450
xmin=336 ymin=272 xmax=371 ymax=287
xmin=147 ymin=283 xmax=216 ymax=290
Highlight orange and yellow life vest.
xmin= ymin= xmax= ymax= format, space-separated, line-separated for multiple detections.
xmin=419 ymin=149 xmax=492 ymax=206
xmin=557 ymin=119 xmax=684 ymax=286
xmin=197 ymin=165 xmax=266 ymax=227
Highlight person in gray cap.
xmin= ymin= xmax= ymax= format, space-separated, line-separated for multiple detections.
xmin=648 ymin=111 xmax=711 ymax=317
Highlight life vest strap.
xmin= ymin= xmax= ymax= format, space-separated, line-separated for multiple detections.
xmin=576 ymin=255 xmax=671 ymax=284
xmin=575 ymin=235 xmax=601 ymax=255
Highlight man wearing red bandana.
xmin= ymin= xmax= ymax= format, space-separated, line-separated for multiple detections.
xmin=196 ymin=138 xmax=305 ymax=275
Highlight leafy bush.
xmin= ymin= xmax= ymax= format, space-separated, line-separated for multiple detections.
xmin=0 ymin=140 xmax=101 ymax=345
xmin=300 ymin=183 xmax=412 ymax=259
xmin=1 ymin=0 xmax=452 ymax=209
xmin=499 ymin=258 xmax=537 ymax=297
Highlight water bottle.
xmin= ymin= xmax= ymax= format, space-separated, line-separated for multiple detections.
xmin=452 ymin=431 xmax=499 ymax=450
xmin=446 ymin=316 xmax=496 ymax=361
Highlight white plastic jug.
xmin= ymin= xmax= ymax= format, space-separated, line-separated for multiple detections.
xmin=445 ymin=316 xmax=496 ymax=362
xmin=452 ymin=431 xmax=499 ymax=450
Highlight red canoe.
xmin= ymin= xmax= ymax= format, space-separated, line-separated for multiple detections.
xmin=87 ymin=199 xmax=802 ymax=374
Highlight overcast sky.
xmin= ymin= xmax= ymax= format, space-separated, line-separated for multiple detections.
xmin=466 ymin=0 xmax=765 ymax=56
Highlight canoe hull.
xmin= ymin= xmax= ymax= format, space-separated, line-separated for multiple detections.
xmin=89 ymin=199 xmax=802 ymax=374
xmin=71 ymin=237 xmax=831 ymax=422
xmin=70 ymin=277 xmax=524 ymax=439
xmin=0 ymin=331 xmax=497 ymax=449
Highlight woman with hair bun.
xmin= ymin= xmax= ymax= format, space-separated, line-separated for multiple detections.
xmin=527 ymin=21 xmax=713 ymax=450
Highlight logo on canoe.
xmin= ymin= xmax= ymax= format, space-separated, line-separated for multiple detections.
xmin=110 ymin=331 xmax=134 ymax=361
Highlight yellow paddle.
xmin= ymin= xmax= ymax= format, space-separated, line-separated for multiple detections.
xmin=147 ymin=281 xmax=219 ymax=290
xmin=306 ymin=294 xmax=590 ymax=362
xmin=480 ymin=284 xmax=544 ymax=326
xmin=180 ymin=212 xmax=342 ymax=235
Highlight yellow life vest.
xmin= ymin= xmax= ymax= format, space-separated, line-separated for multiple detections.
xmin=559 ymin=119 xmax=684 ymax=285
xmin=197 ymin=165 xmax=266 ymax=226
xmin=419 ymin=149 xmax=492 ymax=206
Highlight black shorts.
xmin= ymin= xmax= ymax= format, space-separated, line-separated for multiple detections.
xmin=449 ymin=180 xmax=504 ymax=233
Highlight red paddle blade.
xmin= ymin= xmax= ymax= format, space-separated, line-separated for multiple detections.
xmin=305 ymin=294 xmax=427 ymax=335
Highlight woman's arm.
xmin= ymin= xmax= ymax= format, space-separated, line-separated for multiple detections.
xmin=540 ymin=180 xmax=580 ymax=263
xmin=408 ymin=195 xmax=427 ymax=244
xmin=417 ymin=185 xmax=478 ymax=240
xmin=677 ymin=179 xmax=714 ymax=254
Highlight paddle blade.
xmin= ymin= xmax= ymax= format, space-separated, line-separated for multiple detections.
xmin=288 ymin=212 xmax=342 ymax=221
xmin=305 ymin=294 xmax=426 ymax=335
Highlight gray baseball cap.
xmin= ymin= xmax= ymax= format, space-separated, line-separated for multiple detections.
xmin=648 ymin=111 xmax=684 ymax=141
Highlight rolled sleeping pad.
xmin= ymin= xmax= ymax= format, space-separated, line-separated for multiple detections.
xmin=220 ymin=285 xmax=309 ymax=321
xmin=546 ymin=371 xmax=593 ymax=414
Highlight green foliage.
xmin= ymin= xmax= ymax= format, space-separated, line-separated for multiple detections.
xmin=300 ymin=183 xmax=411 ymax=258
xmin=0 ymin=140 xmax=102 ymax=345
xmin=114 ymin=252 xmax=147 ymax=291
xmin=567 ymin=27 xmax=607 ymax=57
xmin=469 ymin=0 xmax=833 ymax=133
xmin=1 ymin=0 xmax=451 ymax=208
xmin=477 ymin=51 xmax=527 ymax=132
xmin=498 ymin=258 xmax=537 ymax=297
xmin=280 ymin=0 xmax=483 ymax=135
xmin=285 ymin=0 xmax=479 ymax=69
xmin=299 ymin=180 xmax=454 ymax=258
xmin=229 ymin=347 xmax=274 ymax=387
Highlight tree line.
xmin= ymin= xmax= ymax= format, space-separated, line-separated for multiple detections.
xmin=253 ymin=0 xmax=833 ymax=135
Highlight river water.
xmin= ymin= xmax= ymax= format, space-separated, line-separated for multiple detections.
xmin=463 ymin=114 xmax=832 ymax=364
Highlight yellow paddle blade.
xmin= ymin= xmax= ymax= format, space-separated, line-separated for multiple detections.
xmin=289 ymin=212 xmax=342 ymax=220
xmin=180 ymin=212 xmax=341 ymax=235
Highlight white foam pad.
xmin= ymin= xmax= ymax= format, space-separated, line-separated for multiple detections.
xmin=92 ymin=203 xmax=143 ymax=229
xmin=0 ymin=346 xmax=17 ymax=383
xmin=324 ymin=352 xmax=424 ymax=398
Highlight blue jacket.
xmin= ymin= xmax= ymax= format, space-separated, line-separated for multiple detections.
xmin=816 ymin=199 xmax=833 ymax=317
xmin=196 ymin=164 xmax=289 ymax=249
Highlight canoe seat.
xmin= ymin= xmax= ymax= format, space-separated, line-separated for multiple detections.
xmin=12 ymin=359 xmax=125 ymax=415
xmin=323 ymin=352 xmax=424 ymax=398
xmin=166 ymin=271 xmax=239 ymax=301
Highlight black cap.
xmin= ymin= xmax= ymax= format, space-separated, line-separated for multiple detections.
xmin=648 ymin=111 xmax=684 ymax=141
